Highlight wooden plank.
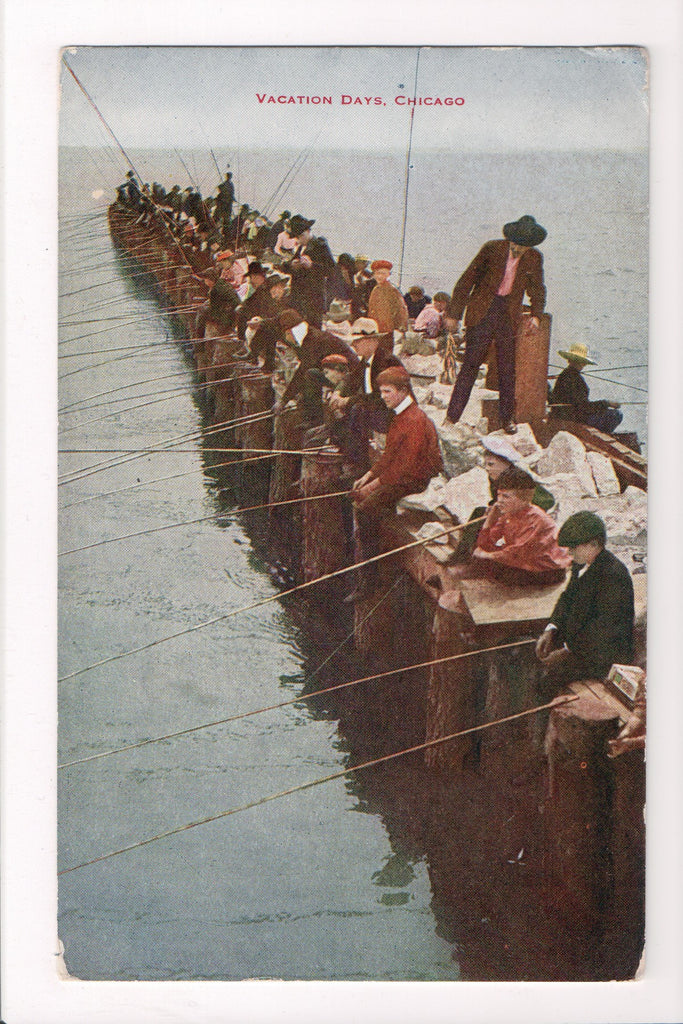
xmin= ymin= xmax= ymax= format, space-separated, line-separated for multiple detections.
xmin=458 ymin=576 xmax=566 ymax=626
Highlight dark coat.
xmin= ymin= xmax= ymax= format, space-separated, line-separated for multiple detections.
xmin=346 ymin=348 xmax=403 ymax=403
xmin=235 ymin=284 xmax=283 ymax=339
xmin=448 ymin=238 xmax=546 ymax=329
xmin=281 ymin=326 xmax=359 ymax=404
xmin=549 ymin=364 xmax=623 ymax=432
xmin=549 ymin=548 xmax=634 ymax=678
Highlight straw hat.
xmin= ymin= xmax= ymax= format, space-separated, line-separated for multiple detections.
xmin=558 ymin=342 xmax=596 ymax=366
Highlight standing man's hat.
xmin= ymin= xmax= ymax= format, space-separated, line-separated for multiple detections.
xmin=557 ymin=342 xmax=596 ymax=366
xmin=557 ymin=511 xmax=607 ymax=547
xmin=287 ymin=215 xmax=315 ymax=236
xmin=279 ymin=210 xmax=291 ymax=219
xmin=371 ymin=259 xmax=393 ymax=272
xmin=503 ymin=215 xmax=547 ymax=247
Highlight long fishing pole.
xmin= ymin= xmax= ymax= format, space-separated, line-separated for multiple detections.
xmin=59 ymin=407 xmax=277 ymax=482
xmin=262 ymin=129 xmax=323 ymax=218
xmin=58 ymin=638 xmax=538 ymax=769
xmin=59 ymin=396 xmax=273 ymax=438
xmin=59 ymin=364 xmax=262 ymax=415
xmin=547 ymin=363 xmax=647 ymax=393
xmin=58 ymin=444 xmax=327 ymax=488
xmin=57 ymin=691 xmax=579 ymax=876
xmin=59 ymin=488 xmax=351 ymax=556
xmin=59 ymin=449 xmax=284 ymax=511
xmin=57 ymin=516 xmax=484 ymax=683
xmin=397 ymin=47 xmax=421 ymax=291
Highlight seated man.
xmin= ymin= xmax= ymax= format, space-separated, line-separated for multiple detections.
xmin=550 ymin=343 xmax=623 ymax=434
xmin=338 ymin=321 xmax=403 ymax=474
xmin=458 ymin=466 xmax=571 ymax=586
xmin=413 ymin=292 xmax=450 ymax=339
xmin=535 ymin=511 xmax=635 ymax=695
xmin=349 ymin=366 xmax=443 ymax=597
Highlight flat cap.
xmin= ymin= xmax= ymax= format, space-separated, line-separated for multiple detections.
xmin=376 ymin=365 xmax=411 ymax=387
xmin=557 ymin=511 xmax=607 ymax=547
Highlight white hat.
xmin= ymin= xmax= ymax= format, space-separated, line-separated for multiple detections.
xmin=481 ymin=435 xmax=521 ymax=463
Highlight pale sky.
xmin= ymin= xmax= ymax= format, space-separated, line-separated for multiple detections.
xmin=59 ymin=45 xmax=648 ymax=153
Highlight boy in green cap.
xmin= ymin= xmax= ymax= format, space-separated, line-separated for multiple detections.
xmin=535 ymin=511 xmax=635 ymax=693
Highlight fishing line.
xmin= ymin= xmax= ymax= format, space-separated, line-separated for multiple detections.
xmin=57 ymin=691 xmax=578 ymax=875
xmin=59 ymin=450 xmax=287 ymax=510
xmin=58 ymin=638 xmax=535 ymax=769
xmin=58 ymin=377 xmax=249 ymax=435
xmin=547 ymin=363 xmax=647 ymax=393
xmin=58 ymin=517 xmax=484 ymax=683
xmin=58 ymin=445 xmax=326 ymax=488
xmin=59 ymin=366 xmax=262 ymax=416
xmin=58 ymin=408 xmax=276 ymax=481
xmin=59 ymin=306 xmax=198 ymax=347
xmin=59 ymin=488 xmax=351 ymax=556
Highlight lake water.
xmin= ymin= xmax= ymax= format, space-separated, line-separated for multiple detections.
xmin=58 ymin=145 xmax=647 ymax=980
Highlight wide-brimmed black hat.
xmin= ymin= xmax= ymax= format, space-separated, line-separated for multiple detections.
xmin=503 ymin=215 xmax=547 ymax=247
xmin=246 ymin=261 xmax=266 ymax=277
xmin=288 ymin=214 xmax=315 ymax=237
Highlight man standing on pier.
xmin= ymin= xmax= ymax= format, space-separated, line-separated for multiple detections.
xmin=444 ymin=214 xmax=547 ymax=434
xmin=535 ymin=511 xmax=635 ymax=693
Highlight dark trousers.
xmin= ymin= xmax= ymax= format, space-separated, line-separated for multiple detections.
xmin=353 ymin=483 xmax=412 ymax=591
xmin=345 ymin=397 xmax=393 ymax=474
xmin=447 ymin=295 xmax=516 ymax=424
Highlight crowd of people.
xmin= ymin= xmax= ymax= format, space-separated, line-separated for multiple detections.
xmin=115 ymin=172 xmax=642 ymax=731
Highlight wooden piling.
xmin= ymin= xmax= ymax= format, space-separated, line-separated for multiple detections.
xmin=424 ymin=590 xmax=478 ymax=770
xmin=300 ymin=450 xmax=348 ymax=582
xmin=542 ymin=684 xmax=621 ymax=934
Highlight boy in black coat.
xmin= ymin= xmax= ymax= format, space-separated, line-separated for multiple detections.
xmin=535 ymin=511 xmax=635 ymax=693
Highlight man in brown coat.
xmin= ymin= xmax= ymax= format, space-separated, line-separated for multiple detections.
xmin=445 ymin=215 xmax=547 ymax=434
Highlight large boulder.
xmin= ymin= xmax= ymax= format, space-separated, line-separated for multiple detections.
xmin=423 ymin=382 xmax=458 ymax=411
xmin=437 ymin=421 xmax=485 ymax=477
xmin=398 ymin=466 xmax=492 ymax=524
xmin=440 ymin=466 xmax=492 ymax=523
xmin=586 ymin=451 xmax=621 ymax=496
xmin=400 ymin=331 xmax=437 ymax=357
xmin=554 ymin=485 xmax=647 ymax=544
xmin=489 ymin=421 xmax=543 ymax=460
xmin=535 ymin=431 xmax=597 ymax=497
xmin=402 ymin=353 xmax=444 ymax=381
xmin=398 ymin=474 xmax=450 ymax=513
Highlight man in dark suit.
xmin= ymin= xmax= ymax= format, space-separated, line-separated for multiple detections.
xmin=535 ymin=511 xmax=635 ymax=694
xmin=273 ymin=309 xmax=359 ymax=422
xmin=336 ymin=322 xmax=403 ymax=473
xmin=445 ymin=214 xmax=547 ymax=434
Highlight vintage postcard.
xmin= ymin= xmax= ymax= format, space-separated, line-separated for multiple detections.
xmin=3 ymin=6 xmax=683 ymax=1023
xmin=56 ymin=41 xmax=648 ymax=979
